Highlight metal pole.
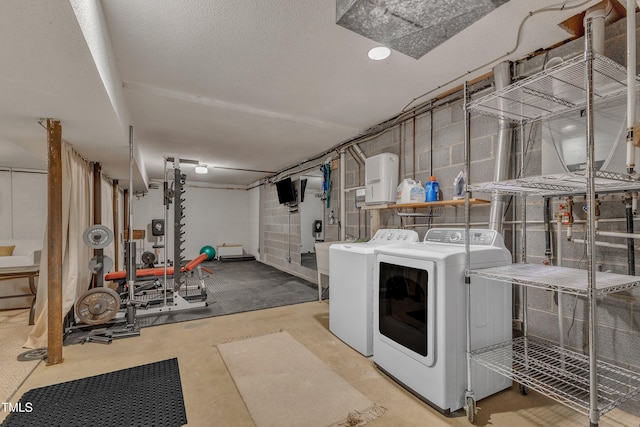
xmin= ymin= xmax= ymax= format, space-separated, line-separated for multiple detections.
xmin=287 ymin=208 xmax=291 ymax=263
xmin=584 ymin=16 xmax=600 ymax=427
xmin=557 ymin=218 xmax=565 ymax=370
xmin=163 ymin=158 xmax=168 ymax=308
xmin=112 ymin=179 xmax=119 ymax=271
xmin=92 ymin=162 xmax=102 ymax=288
xmin=463 ymin=81 xmax=474 ymax=404
xmin=520 ymin=121 xmax=528 ymax=338
xmin=126 ymin=125 xmax=136 ymax=325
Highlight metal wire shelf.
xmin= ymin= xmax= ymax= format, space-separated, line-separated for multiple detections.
xmin=468 ymin=170 xmax=640 ymax=197
xmin=396 ymin=206 xmax=443 ymax=217
xmin=471 ymin=336 xmax=640 ymax=416
xmin=467 ymin=53 xmax=639 ymax=123
xmin=468 ymin=264 xmax=640 ymax=296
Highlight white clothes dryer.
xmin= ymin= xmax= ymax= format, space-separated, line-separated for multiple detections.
xmin=329 ymin=228 xmax=419 ymax=356
xmin=373 ymin=229 xmax=512 ymax=415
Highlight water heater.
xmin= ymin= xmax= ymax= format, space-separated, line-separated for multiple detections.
xmin=365 ymin=153 xmax=398 ymax=205
xmin=542 ymin=96 xmax=639 ymax=175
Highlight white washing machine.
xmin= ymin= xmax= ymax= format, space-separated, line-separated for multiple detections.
xmin=329 ymin=228 xmax=419 ymax=356
xmin=373 ymin=228 xmax=512 ymax=415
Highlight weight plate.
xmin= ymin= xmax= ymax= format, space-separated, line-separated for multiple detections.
xmin=82 ymin=225 xmax=114 ymax=249
xmin=17 ymin=348 xmax=47 ymax=362
xmin=141 ymin=251 xmax=156 ymax=266
xmin=88 ymin=255 xmax=114 ymax=274
xmin=75 ymin=287 xmax=121 ymax=325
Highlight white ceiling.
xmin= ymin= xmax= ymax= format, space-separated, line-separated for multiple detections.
xmin=0 ymin=0 xmax=602 ymax=190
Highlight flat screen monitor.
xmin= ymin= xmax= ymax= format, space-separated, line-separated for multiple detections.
xmin=276 ymin=177 xmax=296 ymax=204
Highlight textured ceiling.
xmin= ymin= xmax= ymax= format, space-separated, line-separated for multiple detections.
xmin=0 ymin=0 xmax=602 ymax=189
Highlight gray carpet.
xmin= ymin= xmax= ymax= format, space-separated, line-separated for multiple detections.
xmin=136 ymin=260 xmax=318 ymax=328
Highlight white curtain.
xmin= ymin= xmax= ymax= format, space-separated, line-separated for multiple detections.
xmin=25 ymin=142 xmax=93 ymax=349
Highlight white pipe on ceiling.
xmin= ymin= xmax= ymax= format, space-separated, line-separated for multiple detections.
xmin=339 ymin=149 xmax=346 ymax=241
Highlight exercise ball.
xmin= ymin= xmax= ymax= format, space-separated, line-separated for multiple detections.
xmin=200 ymin=245 xmax=216 ymax=261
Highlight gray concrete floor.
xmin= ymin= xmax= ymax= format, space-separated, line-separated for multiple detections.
xmin=2 ymin=302 xmax=639 ymax=426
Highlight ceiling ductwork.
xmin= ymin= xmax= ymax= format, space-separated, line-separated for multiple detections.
xmin=336 ymin=0 xmax=509 ymax=59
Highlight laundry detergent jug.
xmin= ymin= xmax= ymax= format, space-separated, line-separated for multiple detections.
xmin=396 ymin=179 xmax=425 ymax=204
xmin=425 ymin=176 xmax=439 ymax=202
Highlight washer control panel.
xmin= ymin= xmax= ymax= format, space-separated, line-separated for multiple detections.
xmin=423 ymin=229 xmax=499 ymax=246
xmin=370 ymin=228 xmax=419 ymax=242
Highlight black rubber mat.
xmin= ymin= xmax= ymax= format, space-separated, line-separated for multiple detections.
xmin=1 ymin=358 xmax=187 ymax=427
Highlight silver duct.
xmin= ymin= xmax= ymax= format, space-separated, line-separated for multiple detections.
xmin=488 ymin=61 xmax=512 ymax=232
xmin=336 ymin=0 xmax=509 ymax=59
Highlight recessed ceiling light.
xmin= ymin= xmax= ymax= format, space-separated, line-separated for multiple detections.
xmin=195 ymin=165 xmax=208 ymax=174
xmin=368 ymin=46 xmax=391 ymax=60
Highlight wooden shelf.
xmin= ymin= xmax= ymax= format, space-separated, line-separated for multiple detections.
xmin=362 ymin=199 xmax=489 ymax=232
xmin=361 ymin=198 xmax=489 ymax=210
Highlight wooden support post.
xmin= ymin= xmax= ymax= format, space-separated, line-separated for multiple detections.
xmin=46 ymin=118 xmax=63 ymax=365
xmin=112 ymin=180 xmax=119 ymax=270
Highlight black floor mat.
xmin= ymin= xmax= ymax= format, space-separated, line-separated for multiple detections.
xmin=1 ymin=358 xmax=187 ymax=427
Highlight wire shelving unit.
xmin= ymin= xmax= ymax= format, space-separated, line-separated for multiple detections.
xmin=462 ymin=18 xmax=640 ymax=426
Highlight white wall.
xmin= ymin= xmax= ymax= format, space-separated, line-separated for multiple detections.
xmin=132 ymin=184 xmax=250 ymax=261
xmin=0 ymin=169 xmax=46 ymax=309
xmin=299 ymin=192 xmax=324 ymax=253
xmin=247 ymin=185 xmax=260 ymax=258
xmin=0 ymin=170 xmax=47 ymax=240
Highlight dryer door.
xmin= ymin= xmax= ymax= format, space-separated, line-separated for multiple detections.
xmin=376 ymin=254 xmax=435 ymax=366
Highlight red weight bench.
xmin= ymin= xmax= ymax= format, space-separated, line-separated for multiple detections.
xmin=105 ymin=253 xmax=210 ymax=283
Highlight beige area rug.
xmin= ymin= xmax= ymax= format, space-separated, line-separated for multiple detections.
xmin=218 ymin=331 xmax=385 ymax=427
xmin=0 ymin=309 xmax=40 ymax=401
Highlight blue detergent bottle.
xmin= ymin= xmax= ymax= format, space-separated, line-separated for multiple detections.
xmin=425 ymin=176 xmax=439 ymax=202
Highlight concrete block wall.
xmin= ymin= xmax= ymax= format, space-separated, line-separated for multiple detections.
xmin=260 ymin=181 xmax=316 ymax=283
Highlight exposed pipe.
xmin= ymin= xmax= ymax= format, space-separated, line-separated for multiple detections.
xmin=625 ymin=194 xmax=636 ymax=275
xmin=571 ymin=237 xmax=637 ymax=249
xmin=350 ymin=144 xmax=367 ymax=164
xmin=556 ymin=217 xmax=565 ymax=359
xmin=626 ymin=0 xmax=637 ymax=174
xmin=564 ymin=197 xmax=574 ymax=240
xmin=585 ymin=2 xmax=608 ymax=56
xmin=596 ymin=229 xmax=640 ymax=239
xmin=413 ymin=115 xmax=416 ymax=180
xmin=347 ymin=147 xmax=363 ymax=166
xmin=340 ymin=148 xmax=346 ymax=241
xmin=543 ymin=197 xmax=552 ymax=264
xmin=488 ymin=61 xmax=513 ymax=233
